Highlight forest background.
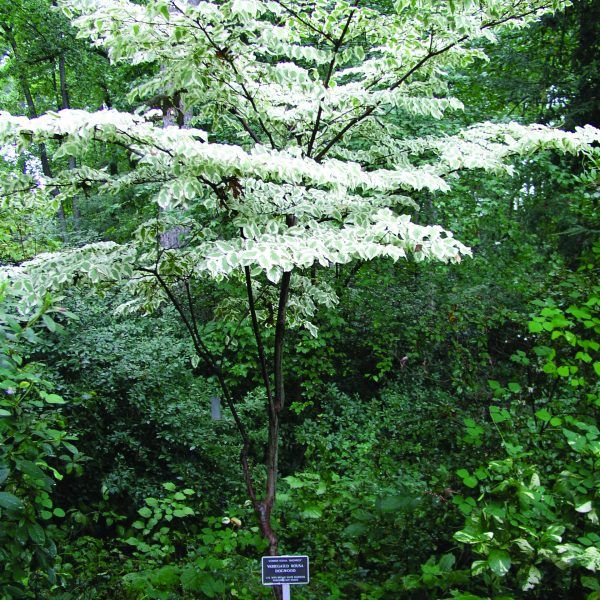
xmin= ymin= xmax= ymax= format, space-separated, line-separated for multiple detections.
xmin=0 ymin=0 xmax=598 ymax=598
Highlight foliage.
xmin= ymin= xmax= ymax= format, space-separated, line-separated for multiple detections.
xmin=0 ymin=0 xmax=598 ymax=598
xmin=48 ymin=290 xmax=243 ymax=508
xmin=446 ymin=262 xmax=599 ymax=598
xmin=0 ymin=287 xmax=83 ymax=597
xmin=3 ymin=0 xmax=599 ymax=321
xmin=59 ymin=484 xmax=269 ymax=599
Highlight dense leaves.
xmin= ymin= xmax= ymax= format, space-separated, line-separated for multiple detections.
xmin=0 ymin=0 xmax=598 ymax=598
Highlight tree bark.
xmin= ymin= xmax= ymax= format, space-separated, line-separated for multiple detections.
xmin=58 ymin=52 xmax=80 ymax=224
xmin=1 ymin=23 xmax=68 ymax=239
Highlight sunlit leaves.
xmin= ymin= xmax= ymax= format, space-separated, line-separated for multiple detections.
xmin=1 ymin=0 xmax=598 ymax=328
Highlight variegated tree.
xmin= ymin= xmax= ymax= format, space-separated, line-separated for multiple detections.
xmin=1 ymin=0 xmax=599 ymax=566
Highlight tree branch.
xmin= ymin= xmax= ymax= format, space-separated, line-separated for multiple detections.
xmin=270 ymin=0 xmax=335 ymax=43
xmin=230 ymin=108 xmax=262 ymax=144
xmin=137 ymin=266 xmax=258 ymax=507
xmin=179 ymin=6 xmax=277 ymax=149
xmin=306 ymin=9 xmax=355 ymax=157
xmin=244 ymin=266 xmax=274 ymax=410
xmin=314 ymin=7 xmax=550 ymax=162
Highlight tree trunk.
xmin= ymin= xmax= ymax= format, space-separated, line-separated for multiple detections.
xmin=58 ymin=52 xmax=80 ymax=224
xmin=1 ymin=24 xmax=68 ymax=240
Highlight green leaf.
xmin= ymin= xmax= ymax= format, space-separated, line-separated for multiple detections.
xmin=42 ymin=393 xmax=66 ymax=404
xmin=151 ymin=565 xmax=180 ymax=588
xmin=173 ymin=507 xmax=195 ymax=517
xmin=123 ymin=536 xmax=142 ymax=547
xmin=543 ymin=362 xmax=557 ymax=374
xmin=438 ymin=553 xmax=455 ymax=571
xmin=0 ymin=492 xmax=23 ymax=511
xmin=474 ymin=467 xmax=488 ymax=480
xmin=138 ymin=506 xmax=152 ymax=518
xmin=42 ymin=314 xmax=57 ymax=332
xmin=181 ymin=566 xmax=204 ymax=592
xmin=575 ymin=500 xmax=593 ymax=513
xmin=376 ymin=494 xmax=419 ymax=513
xmin=454 ymin=526 xmax=493 ymax=544
xmin=581 ymin=575 xmax=600 ymax=591
xmin=488 ymin=549 xmax=511 ymax=576
xmin=567 ymin=306 xmax=591 ymax=319
xmin=181 ymin=568 xmax=225 ymax=597
xmin=545 ymin=525 xmax=565 ymax=542
xmin=463 ymin=476 xmax=478 ymax=488
xmin=521 ymin=565 xmax=541 ymax=591
xmin=16 ymin=459 xmax=46 ymax=480
xmin=300 ymin=506 xmax=322 ymax=518
xmin=535 ymin=409 xmax=552 ymax=422
xmin=159 ymin=4 xmax=170 ymax=20
xmin=575 ymin=351 xmax=592 ymax=363
xmin=27 ymin=522 xmax=45 ymax=545
xmin=514 ymin=538 xmax=534 ymax=554
xmin=528 ymin=321 xmax=543 ymax=333
xmin=471 ymin=560 xmax=487 ymax=576
xmin=284 ymin=476 xmax=304 ymax=488
xmin=507 ymin=382 xmax=521 ymax=393
xmin=490 ymin=405 xmax=509 ymax=423
xmin=343 ymin=522 xmax=368 ymax=537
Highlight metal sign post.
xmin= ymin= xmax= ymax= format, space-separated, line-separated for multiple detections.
xmin=261 ymin=555 xmax=310 ymax=598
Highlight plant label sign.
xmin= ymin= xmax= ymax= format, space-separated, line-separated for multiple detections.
xmin=261 ymin=555 xmax=310 ymax=586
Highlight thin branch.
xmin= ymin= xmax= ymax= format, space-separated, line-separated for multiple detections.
xmin=314 ymin=40 xmax=457 ymax=161
xmin=306 ymin=9 xmax=355 ymax=157
xmin=177 ymin=5 xmax=277 ymax=148
xmin=138 ymin=265 xmax=259 ymax=506
xmin=343 ymin=259 xmax=365 ymax=288
xmin=244 ymin=266 xmax=274 ymax=409
xmin=314 ymin=6 xmax=551 ymax=162
xmin=270 ymin=0 xmax=335 ymax=43
xmin=272 ymin=213 xmax=297 ymax=413
xmin=230 ymin=108 xmax=262 ymax=144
